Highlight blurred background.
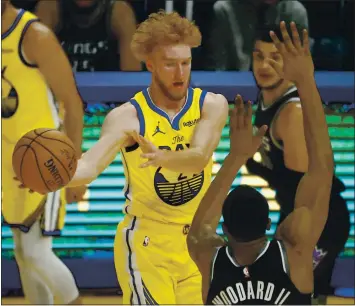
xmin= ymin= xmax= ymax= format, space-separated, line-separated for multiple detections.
xmin=2 ymin=0 xmax=354 ymax=303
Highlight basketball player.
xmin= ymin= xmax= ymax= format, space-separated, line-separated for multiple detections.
xmin=187 ymin=22 xmax=334 ymax=305
xmin=245 ymin=23 xmax=350 ymax=299
xmin=2 ymin=1 xmax=85 ymax=304
xmin=66 ymin=10 xmax=229 ymax=304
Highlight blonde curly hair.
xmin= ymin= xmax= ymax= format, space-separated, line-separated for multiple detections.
xmin=131 ymin=10 xmax=202 ymax=62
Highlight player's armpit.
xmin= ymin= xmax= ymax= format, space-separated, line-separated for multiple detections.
xmin=159 ymin=93 xmax=228 ymax=173
xmin=67 ymin=103 xmax=139 ymax=187
xmin=22 ymin=22 xmax=83 ymax=156
xmin=275 ymin=102 xmax=308 ymax=173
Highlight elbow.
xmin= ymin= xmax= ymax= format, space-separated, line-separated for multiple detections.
xmin=194 ymin=150 xmax=211 ymax=173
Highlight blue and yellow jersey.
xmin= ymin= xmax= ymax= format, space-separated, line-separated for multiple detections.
xmin=121 ymin=87 xmax=213 ymax=225
xmin=1 ymin=9 xmax=59 ymax=147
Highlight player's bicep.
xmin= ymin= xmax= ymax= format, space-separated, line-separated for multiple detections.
xmin=190 ymin=93 xmax=228 ymax=160
xmin=293 ymin=172 xmax=332 ymax=248
xmin=81 ymin=104 xmax=138 ymax=176
xmin=277 ymin=103 xmax=308 ymax=173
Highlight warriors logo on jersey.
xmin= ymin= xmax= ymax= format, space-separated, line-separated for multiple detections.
xmin=1 ymin=66 xmax=19 ymax=118
xmin=121 ymin=87 xmax=212 ymax=224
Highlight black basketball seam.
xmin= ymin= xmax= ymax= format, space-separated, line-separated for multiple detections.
xmin=26 ymin=138 xmax=71 ymax=181
xmin=17 ymin=130 xmax=52 ymax=185
xmin=33 ymin=132 xmax=76 ymax=152
xmin=27 ymin=146 xmax=52 ymax=193
xmin=18 ymin=145 xmax=30 ymax=185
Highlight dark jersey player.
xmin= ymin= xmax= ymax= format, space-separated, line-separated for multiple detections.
xmin=187 ymin=22 xmax=334 ymax=305
xmin=245 ymin=24 xmax=350 ymax=299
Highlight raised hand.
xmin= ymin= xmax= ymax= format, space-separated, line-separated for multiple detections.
xmin=268 ymin=21 xmax=314 ymax=84
xmin=229 ymin=95 xmax=267 ymax=158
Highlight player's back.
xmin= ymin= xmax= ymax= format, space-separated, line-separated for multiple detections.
xmin=121 ymin=87 xmax=213 ymax=225
xmin=2 ymin=9 xmax=60 ymax=147
xmin=206 ymin=239 xmax=312 ymax=305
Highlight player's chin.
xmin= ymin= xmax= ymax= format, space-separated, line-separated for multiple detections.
xmin=257 ymin=78 xmax=279 ymax=89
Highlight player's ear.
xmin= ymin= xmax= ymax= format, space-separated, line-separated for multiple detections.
xmin=266 ymin=218 xmax=271 ymax=231
xmin=146 ymin=58 xmax=153 ymax=73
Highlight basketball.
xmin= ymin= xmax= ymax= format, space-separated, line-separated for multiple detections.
xmin=12 ymin=128 xmax=78 ymax=194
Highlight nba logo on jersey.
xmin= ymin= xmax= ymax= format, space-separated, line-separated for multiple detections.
xmin=243 ymin=267 xmax=250 ymax=278
xmin=143 ymin=236 xmax=150 ymax=247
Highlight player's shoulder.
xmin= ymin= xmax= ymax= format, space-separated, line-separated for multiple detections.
xmin=277 ymin=100 xmax=303 ymax=126
xmin=200 ymin=91 xmax=228 ymax=113
xmin=105 ymin=102 xmax=138 ymax=121
xmin=23 ymin=18 xmax=57 ymax=43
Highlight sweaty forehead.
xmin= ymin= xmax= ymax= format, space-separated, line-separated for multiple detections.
xmin=154 ymin=44 xmax=192 ymax=60
xmin=254 ymin=40 xmax=279 ymax=54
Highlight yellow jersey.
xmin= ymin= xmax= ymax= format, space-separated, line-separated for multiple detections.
xmin=1 ymin=9 xmax=59 ymax=147
xmin=121 ymin=87 xmax=213 ymax=225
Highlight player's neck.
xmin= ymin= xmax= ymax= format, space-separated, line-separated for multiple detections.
xmin=261 ymin=81 xmax=294 ymax=107
xmin=229 ymin=236 xmax=268 ymax=266
xmin=1 ymin=4 xmax=18 ymax=35
xmin=149 ymin=83 xmax=186 ymax=115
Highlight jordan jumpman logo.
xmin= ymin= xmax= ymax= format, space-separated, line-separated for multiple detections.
xmin=152 ymin=121 xmax=165 ymax=136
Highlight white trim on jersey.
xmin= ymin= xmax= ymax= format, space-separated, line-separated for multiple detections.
xmin=277 ymin=240 xmax=288 ymax=274
xmin=123 ymin=217 xmax=146 ymax=305
xmin=260 ymin=86 xmax=297 ymax=111
xmin=210 ymin=246 xmax=222 ymax=282
xmin=225 ymin=241 xmax=271 ymax=267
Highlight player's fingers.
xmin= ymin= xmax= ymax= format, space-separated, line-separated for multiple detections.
xmin=302 ymin=29 xmax=311 ymax=55
xmin=290 ymin=22 xmax=302 ymax=51
xmin=244 ymin=101 xmax=253 ymax=128
xmin=235 ymin=95 xmax=245 ymax=129
xmin=256 ymin=125 xmax=268 ymax=139
xmin=266 ymin=59 xmax=284 ymax=78
xmin=269 ymin=31 xmax=286 ymax=55
xmin=280 ymin=21 xmax=297 ymax=55
xmin=141 ymin=153 xmax=155 ymax=159
xmin=139 ymin=160 xmax=155 ymax=168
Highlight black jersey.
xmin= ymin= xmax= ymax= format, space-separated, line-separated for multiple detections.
xmin=56 ymin=0 xmax=120 ymax=72
xmin=206 ymin=239 xmax=312 ymax=305
xmin=245 ymin=86 xmax=346 ymax=216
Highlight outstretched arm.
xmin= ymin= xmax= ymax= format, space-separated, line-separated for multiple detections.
xmin=135 ymin=93 xmax=229 ymax=173
xmin=269 ymin=22 xmax=334 ymax=249
xmin=187 ymin=96 xmax=267 ymax=265
xmin=67 ymin=103 xmax=139 ymax=187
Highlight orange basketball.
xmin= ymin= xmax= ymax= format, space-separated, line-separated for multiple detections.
xmin=12 ymin=128 xmax=78 ymax=194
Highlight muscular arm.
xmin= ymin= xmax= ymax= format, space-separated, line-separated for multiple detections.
xmin=279 ymin=77 xmax=334 ymax=250
xmin=23 ymin=22 xmax=83 ymax=155
xmin=67 ymin=103 xmax=139 ymax=187
xmin=111 ymin=1 xmax=141 ymax=71
xmin=159 ymin=93 xmax=229 ymax=173
xmin=275 ymin=103 xmax=309 ymax=173
xmin=188 ymin=154 xmax=246 ymax=260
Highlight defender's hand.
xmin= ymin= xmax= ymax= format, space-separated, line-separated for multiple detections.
xmin=268 ymin=21 xmax=314 ymax=84
xmin=229 ymin=95 xmax=267 ymax=158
